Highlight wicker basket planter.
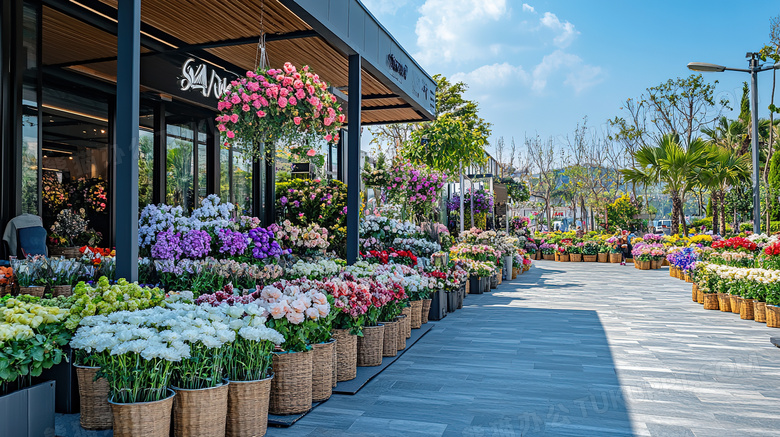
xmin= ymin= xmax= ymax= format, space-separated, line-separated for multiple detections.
xmin=48 ymin=246 xmax=81 ymax=258
xmin=402 ymin=306 xmax=412 ymax=338
xmin=703 ymin=293 xmax=719 ymax=310
xmin=52 ymin=285 xmax=73 ymax=298
xmin=172 ymin=382 xmax=229 ymax=437
xmin=559 ymin=254 xmax=570 ymax=262
xmin=754 ymin=301 xmax=767 ymax=323
xmin=740 ymin=298 xmax=755 ymax=320
xmin=609 ymin=253 xmax=622 ymax=263
xmin=543 ymin=254 xmax=555 ymax=261
xmin=651 ymin=260 xmax=662 ymax=269
xmin=696 ymin=287 xmax=704 ymax=304
xmin=75 ymin=365 xmax=112 ymax=430
xmin=636 ymin=260 xmax=650 ymax=270
xmin=331 ymin=341 xmax=337 ymax=388
xmin=421 ymin=299 xmax=432 ymax=324
xmin=381 ymin=320 xmax=398 ymax=357
xmin=512 ymin=267 xmax=518 ymax=279
xmin=311 ymin=340 xmax=335 ymax=402
xmin=717 ymin=293 xmax=732 ymax=312
xmin=766 ymin=305 xmax=780 ymax=328
xmin=357 ymin=324 xmax=385 ymax=367
xmin=396 ymin=315 xmax=407 ymax=351
xmin=109 ymin=389 xmax=175 ymax=437
xmin=570 ymin=253 xmax=582 ymax=262
xmin=410 ymin=300 xmax=423 ymax=329
xmin=18 ymin=286 xmax=45 ymax=298
xmin=269 ymin=350 xmax=312 ymax=415
xmin=662 ymin=259 xmax=670 ymax=266
xmin=333 ymin=329 xmax=357 ymax=382
xmin=691 ymin=284 xmax=698 ymax=302
xmin=685 ymin=274 xmax=693 ymax=283
xmin=730 ymin=295 xmax=742 ymax=314
xmin=583 ymin=254 xmax=597 ymax=262
xmin=226 ymin=375 xmax=272 ymax=437
xmin=597 ymin=253 xmax=608 ymax=263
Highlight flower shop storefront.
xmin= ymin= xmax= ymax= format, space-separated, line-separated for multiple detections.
xmin=0 ymin=0 xmax=437 ymax=272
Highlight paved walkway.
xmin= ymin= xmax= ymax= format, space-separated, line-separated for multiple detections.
xmin=269 ymin=261 xmax=780 ymax=437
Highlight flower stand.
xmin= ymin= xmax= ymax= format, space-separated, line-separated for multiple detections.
xmin=333 ymin=329 xmax=357 ymax=382
xmin=172 ymin=382 xmax=229 ymax=437
xmin=312 ymin=340 xmax=335 ymax=402
xmin=109 ymin=389 xmax=175 ymax=437
xmin=270 ymin=350 xmax=312 ymax=415
xmin=357 ymin=324 xmax=385 ymax=367
xmin=226 ymin=375 xmax=272 ymax=437
xmin=75 ymin=365 xmax=112 ymax=430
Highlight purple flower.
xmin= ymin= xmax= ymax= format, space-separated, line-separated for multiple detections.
xmin=151 ymin=230 xmax=183 ymax=260
xmin=218 ymin=228 xmax=248 ymax=256
xmin=280 ymin=196 xmax=288 ymax=206
xmin=181 ymin=229 xmax=211 ymax=258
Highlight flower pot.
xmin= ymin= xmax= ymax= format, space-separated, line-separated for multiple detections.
xmin=0 ymin=380 xmax=56 ymax=437
xmin=270 ymin=350 xmax=312 ymax=415
xmin=740 ymin=298 xmax=755 ymax=320
xmin=381 ymin=320 xmax=398 ymax=357
xmin=396 ymin=315 xmax=407 ymax=350
xmin=559 ymin=254 xmax=570 ymax=262
xmin=465 ymin=279 xmax=470 ymax=294
xmin=696 ymin=287 xmax=704 ymax=304
xmin=402 ymin=306 xmax=412 ymax=338
xmin=489 ymin=273 xmax=498 ymax=289
xmin=583 ymin=254 xmax=597 ymax=262
xmin=598 ymin=253 xmax=608 ymax=263
xmin=512 ymin=267 xmax=518 ymax=279
xmin=730 ymin=295 xmax=742 ymax=314
xmin=754 ymin=301 xmax=767 ymax=324
xmin=703 ymin=293 xmax=719 ymax=310
xmin=503 ymin=255 xmax=514 ymax=277
xmin=717 ymin=293 xmax=732 ymax=312
xmin=609 ymin=253 xmax=622 ymax=263
xmin=18 ymin=285 xmax=45 ymax=297
xmin=481 ymin=276 xmax=490 ymax=294
xmin=421 ymin=299 xmax=432 ymax=324
xmin=554 ymin=252 xmax=561 ymax=261
xmin=333 ymin=329 xmax=357 ymax=382
xmin=570 ymin=253 xmax=582 ymax=262
xmin=458 ymin=282 xmax=465 ymax=309
xmin=52 ymin=285 xmax=73 ymax=298
xmin=468 ymin=276 xmax=483 ymax=295
xmin=172 ymin=382 xmax=229 ymax=437
xmin=685 ymin=274 xmax=693 ymax=283
xmin=331 ymin=340 xmax=337 ymax=388
xmin=662 ymin=259 xmax=670 ymax=266
xmin=312 ymin=340 xmax=335 ymax=402
xmin=75 ymin=365 xmax=112 ymax=430
xmin=543 ymin=254 xmax=554 ymax=261
xmin=497 ymin=273 xmax=502 ymax=285
xmin=226 ymin=375 xmax=272 ymax=437
xmin=410 ymin=300 xmax=423 ymax=328
xmin=109 ymin=388 xmax=175 ymax=437
xmin=428 ymin=289 xmax=446 ymax=321
xmin=766 ymin=305 xmax=780 ymax=328
xmin=357 ymin=324 xmax=385 ymax=367
xmin=652 ymin=260 xmax=663 ymax=269
xmin=692 ymin=284 xmax=698 ymax=302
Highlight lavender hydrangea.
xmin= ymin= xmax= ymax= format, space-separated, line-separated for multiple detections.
xmin=248 ymin=227 xmax=290 ymax=260
xmin=218 ymin=228 xmax=249 ymax=256
xmin=151 ymin=230 xmax=183 ymax=260
xmin=181 ymin=229 xmax=211 ymax=259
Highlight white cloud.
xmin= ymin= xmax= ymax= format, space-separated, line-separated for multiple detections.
xmin=539 ymin=12 xmax=579 ymax=48
xmin=522 ymin=3 xmax=535 ymax=13
xmin=452 ymin=62 xmax=530 ymax=89
xmin=361 ymin=0 xmax=410 ymax=17
xmin=532 ymin=50 xmax=602 ymax=93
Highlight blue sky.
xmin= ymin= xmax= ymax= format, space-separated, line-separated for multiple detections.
xmin=362 ymin=0 xmax=780 ymax=157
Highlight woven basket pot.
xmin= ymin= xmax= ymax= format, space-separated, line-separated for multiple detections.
xmin=696 ymin=287 xmax=704 ymax=304
xmin=609 ymin=253 xmax=622 ymax=263
xmin=410 ymin=300 xmax=423 ymax=329
xmin=559 ymin=254 xmax=570 ymax=262
xmin=583 ymin=255 xmax=597 ymax=262
xmin=703 ymin=293 xmax=719 ymax=310
xmin=52 ymin=285 xmax=73 ymax=298
xmin=402 ymin=307 xmax=412 ymax=338
xmin=740 ymin=298 xmax=755 ymax=320
xmin=381 ymin=319 xmax=398 ymax=357
xmin=543 ymin=254 xmax=555 ymax=260
xmin=570 ymin=253 xmax=582 ymax=262
xmin=754 ymin=301 xmax=767 ymax=323
xmin=512 ymin=268 xmax=518 ymax=279
xmin=311 ymin=340 xmax=335 ymax=402
xmin=421 ymin=299 xmax=432 ymax=324
xmin=18 ymin=285 xmax=45 ymax=297
xmin=396 ymin=315 xmax=407 ymax=351
xmin=692 ymin=284 xmax=698 ymax=302
xmin=332 ymin=329 xmax=357 ymax=382
xmin=357 ymin=324 xmax=385 ymax=367
xmin=685 ymin=274 xmax=693 ymax=283
xmin=226 ymin=375 xmax=272 ymax=437
xmin=766 ymin=305 xmax=780 ymax=328
xmin=76 ymin=365 xmax=112 ymax=430
xmin=663 ymin=259 xmax=670 ymax=266
xmin=653 ymin=260 xmax=663 ymax=269
xmin=270 ymin=350 xmax=312 ymax=415
xmin=717 ymin=293 xmax=732 ymax=312
xmin=730 ymin=295 xmax=742 ymax=314
xmin=598 ymin=253 xmax=608 ymax=263
xmin=331 ymin=339 xmax=337 ymax=388
xmin=172 ymin=381 xmax=229 ymax=437
xmin=109 ymin=389 xmax=175 ymax=437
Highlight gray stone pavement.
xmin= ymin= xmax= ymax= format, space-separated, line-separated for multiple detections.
xmin=267 ymin=261 xmax=780 ymax=437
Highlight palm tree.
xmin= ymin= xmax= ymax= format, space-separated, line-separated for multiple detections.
xmin=621 ymin=166 xmax=656 ymax=227
xmin=621 ymin=134 xmax=709 ymax=235
xmin=700 ymin=146 xmax=750 ymax=235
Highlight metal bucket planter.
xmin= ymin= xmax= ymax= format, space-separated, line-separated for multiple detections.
xmin=458 ymin=282 xmax=465 ymax=309
xmin=109 ymin=389 xmax=175 ymax=437
xmin=226 ymin=375 xmax=272 ymax=437
xmin=428 ymin=289 xmax=446 ymax=321
xmin=469 ymin=276 xmax=483 ymax=295
xmin=447 ymin=290 xmax=459 ymax=313
xmin=489 ymin=273 xmax=498 ymax=289
xmin=481 ymin=276 xmax=490 ymax=294
xmin=172 ymin=382 xmax=229 ymax=437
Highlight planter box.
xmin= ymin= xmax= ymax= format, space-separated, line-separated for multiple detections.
xmin=447 ymin=290 xmax=459 ymax=313
xmin=35 ymin=346 xmax=79 ymax=414
xmin=481 ymin=276 xmax=490 ymax=294
xmin=428 ymin=288 xmax=447 ymax=321
xmin=469 ymin=276 xmax=483 ymax=294
xmin=0 ymin=380 xmax=56 ymax=437
xmin=458 ymin=283 xmax=465 ymax=309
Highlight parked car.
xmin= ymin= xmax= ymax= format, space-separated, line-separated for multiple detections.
xmin=655 ymin=219 xmax=672 ymax=235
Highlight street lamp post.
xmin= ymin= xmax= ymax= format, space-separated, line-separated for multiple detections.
xmin=688 ymin=54 xmax=780 ymax=234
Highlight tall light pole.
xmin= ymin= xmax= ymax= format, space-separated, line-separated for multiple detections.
xmin=688 ymin=55 xmax=780 ymax=234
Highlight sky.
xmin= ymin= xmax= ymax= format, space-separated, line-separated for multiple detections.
xmin=360 ymin=0 xmax=780 ymax=158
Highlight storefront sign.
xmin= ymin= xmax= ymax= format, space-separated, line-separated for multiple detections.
xmin=179 ymin=58 xmax=230 ymax=100
xmin=386 ymin=54 xmax=408 ymax=80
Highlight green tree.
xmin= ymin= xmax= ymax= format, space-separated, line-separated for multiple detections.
xmin=768 ymin=151 xmax=780 ymax=220
xmin=607 ymin=194 xmax=640 ymax=231
xmin=699 ymin=146 xmax=750 ymax=235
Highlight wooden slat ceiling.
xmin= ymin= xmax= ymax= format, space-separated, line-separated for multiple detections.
xmin=44 ymin=1 xmax=425 ymax=125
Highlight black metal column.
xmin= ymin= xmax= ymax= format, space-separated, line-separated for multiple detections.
xmin=115 ymin=0 xmax=140 ymax=281
xmin=152 ymin=101 xmax=166 ymax=205
xmin=0 ymin=0 xmax=22 ymax=241
xmin=206 ymin=118 xmax=219 ymax=196
xmin=346 ymin=54 xmax=361 ymax=264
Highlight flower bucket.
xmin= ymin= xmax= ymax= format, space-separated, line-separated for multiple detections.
xmin=396 ymin=315 xmax=407 ymax=350
xmin=468 ymin=276 xmax=483 ymax=295
xmin=609 ymin=253 xmax=622 ymax=264
xmin=481 ymin=276 xmax=490 ymax=294
xmin=109 ymin=389 xmax=175 ymax=437
xmin=703 ymin=293 xmax=719 ymax=310
xmin=226 ymin=375 xmax=272 ymax=437
xmin=381 ymin=319 xmax=398 ymax=357
xmin=270 ymin=350 xmax=312 ymax=415
xmin=75 ymin=365 xmax=112 ymax=430
xmin=402 ymin=306 xmax=412 ymax=338
xmin=717 ymin=293 xmax=732 ymax=312
xmin=489 ymin=274 xmax=498 ymax=289
xmin=410 ymin=300 xmax=423 ymax=329
xmin=754 ymin=301 xmax=767 ymax=324
xmin=559 ymin=254 xmax=570 ymax=262
xmin=312 ymin=340 xmax=335 ymax=402
xmin=333 ymin=329 xmax=357 ymax=382
xmin=740 ymin=298 xmax=755 ymax=320
xmin=447 ymin=290 xmax=458 ymax=313
xmin=691 ymin=284 xmax=698 ymax=302
xmin=172 ymin=382 xmax=228 ymax=437
xmin=503 ymin=255 xmax=514 ymax=277
xmin=512 ymin=267 xmax=518 ymax=279
xmin=730 ymin=295 xmax=742 ymax=314
xmin=18 ymin=286 xmax=45 ymax=298
xmin=583 ymin=255 xmax=597 ymax=262
xmin=357 ymin=324 xmax=385 ymax=367
xmin=543 ymin=254 xmax=555 ymax=261
xmin=52 ymin=285 xmax=72 ymax=298
xmin=421 ymin=299 xmax=432 ymax=324
xmin=570 ymin=254 xmax=582 ymax=262
xmin=598 ymin=253 xmax=608 ymax=263
xmin=766 ymin=305 xmax=780 ymax=328
xmin=458 ymin=282 xmax=465 ymax=309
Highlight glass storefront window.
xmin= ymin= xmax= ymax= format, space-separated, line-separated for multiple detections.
xmin=233 ymin=145 xmax=253 ymax=216
xmin=197 ymin=122 xmax=207 ymax=204
xmin=21 ymin=108 xmax=39 ymax=215
xmin=166 ymin=123 xmax=194 ymax=211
